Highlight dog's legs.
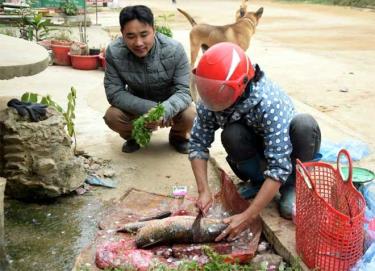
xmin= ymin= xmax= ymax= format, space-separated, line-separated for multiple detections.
xmin=189 ymin=40 xmax=201 ymax=102
xmin=190 ymin=69 xmax=198 ymax=103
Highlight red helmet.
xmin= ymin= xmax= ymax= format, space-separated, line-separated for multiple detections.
xmin=192 ymin=42 xmax=255 ymax=111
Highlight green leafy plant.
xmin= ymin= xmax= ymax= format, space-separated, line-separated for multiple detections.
xmin=156 ymin=13 xmax=174 ymax=38
xmin=21 ymin=87 xmax=77 ymax=152
xmin=60 ymin=0 xmax=79 ymax=16
xmin=26 ymin=13 xmax=51 ymax=41
xmin=15 ymin=0 xmax=35 ymax=40
xmin=8 ymin=0 xmax=52 ymax=41
xmin=131 ymin=104 xmax=165 ymax=147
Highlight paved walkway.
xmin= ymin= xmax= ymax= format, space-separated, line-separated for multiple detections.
xmin=0 ymin=3 xmax=373 ymax=270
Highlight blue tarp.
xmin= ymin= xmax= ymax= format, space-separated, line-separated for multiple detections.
xmin=319 ymin=139 xmax=370 ymax=162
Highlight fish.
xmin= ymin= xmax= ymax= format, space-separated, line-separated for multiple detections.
xmin=118 ymin=220 xmax=148 ymax=234
xmin=118 ymin=215 xmax=227 ymax=248
xmin=116 ymin=211 xmax=172 ymax=233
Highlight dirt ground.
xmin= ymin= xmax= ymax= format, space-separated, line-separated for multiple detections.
xmin=0 ymin=0 xmax=373 ymax=213
xmin=162 ymin=0 xmax=375 ymax=169
xmin=95 ymin=0 xmax=375 ymax=164
xmin=2 ymin=0 xmax=374 ymax=194
xmin=173 ymin=1 xmax=374 ymax=138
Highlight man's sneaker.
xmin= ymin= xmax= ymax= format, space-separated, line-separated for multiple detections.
xmin=122 ymin=139 xmax=140 ymax=153
xmin=169 ymin=136 xmax=189 ymax=154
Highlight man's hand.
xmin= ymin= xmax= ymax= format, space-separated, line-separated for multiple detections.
xmin=145 ymin=117 xmax=173 ymax=130
xmin=215 ymin=212 xmax=255 ymax=242
xmin=160 ymin=118 xmax=173 ymax=128
xmin=196 ymin=189 xmax=213 ymax=215
xmin=144 ymin=119 xmax=161 ymax=131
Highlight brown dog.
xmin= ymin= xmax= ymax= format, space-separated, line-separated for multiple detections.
xmin=177 ymin=7 xmax=263 ymax=69
xmin=235 ymin=0 xmax=249 ymax=21
xmin=177 ymin=7 xmax=263 ymax=101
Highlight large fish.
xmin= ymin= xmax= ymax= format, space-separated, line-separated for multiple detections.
xmin=118 ymin=215 xmax=227 ymax=248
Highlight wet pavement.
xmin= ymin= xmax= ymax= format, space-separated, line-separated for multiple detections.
xmin=5 ymin=196 xmax=107 ymax=271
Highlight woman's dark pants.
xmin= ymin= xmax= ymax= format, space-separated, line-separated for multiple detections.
xmin=221 ymin=113 xmax=321 ymax=219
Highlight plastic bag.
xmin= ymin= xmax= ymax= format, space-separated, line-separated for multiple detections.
xmin=320 ymin=139 xmax=370 ymax=162
xmin=360 ymin=182 xmax=375 ymax=250
xmin=360 ymin=182 xmax=375 ymax=221
xmin=351 ymin=243 xmax=375 ymax=271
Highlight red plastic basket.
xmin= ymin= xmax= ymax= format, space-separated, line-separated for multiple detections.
xmin=296 ymin=149 xmax=365 ymax=271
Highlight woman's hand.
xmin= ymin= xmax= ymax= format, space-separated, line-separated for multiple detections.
xmin=215 ymin=178 xmax=281 ymax=242
xmin=215 ymin=212 xmax=255 ymax=242
xmin=196 ymin=189 xmax=213 ymax=214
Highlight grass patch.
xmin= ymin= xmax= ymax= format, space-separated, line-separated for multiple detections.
xmin=278 ymin=0 xmax=374 ymax=8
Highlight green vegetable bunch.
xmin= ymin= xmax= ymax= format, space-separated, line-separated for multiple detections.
xmin=132 ymin=104 xmax=165 ymax=147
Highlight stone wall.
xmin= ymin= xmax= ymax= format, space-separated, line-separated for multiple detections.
xmin=0 ymin=107 xmax=85 ymax=200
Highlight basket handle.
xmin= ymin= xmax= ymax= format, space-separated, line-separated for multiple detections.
xmin=296 ymin=159 xmax=313 ymax=190
xmin=337 ymin=149 xmax=353 ymax=183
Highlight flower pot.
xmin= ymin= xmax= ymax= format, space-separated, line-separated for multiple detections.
xmin=68 ymin=53 xmax=98 ymax=70
xmin=37 ymin=39 xmax=52 ymax=50
xmin=51 ymin=40 xmax=73 ymax=46
xmin=51 ymin=43 xmax=71 ymax=66
xmin=70 ymin=42 xmax=88 ymax=56
xmin=89 ymin=48 xmax=100 ymax=55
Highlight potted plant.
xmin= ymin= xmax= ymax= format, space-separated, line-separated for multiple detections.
xmin=60 ymin=0 xmax=79 ymax=16
xmin=50 ymin=29 xmax=74 ymax=66
xmin=68 ymin=44 xmax=99 ymax=70
xmin=156 ymin=13 xmax=174 ymax=38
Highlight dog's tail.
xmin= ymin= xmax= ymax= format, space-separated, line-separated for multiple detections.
xmin=177 ymin=8 xmax=197 ymax=27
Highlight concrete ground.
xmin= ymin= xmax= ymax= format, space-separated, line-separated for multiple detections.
xmin=0 ymin=0 xmax=374 ymax=269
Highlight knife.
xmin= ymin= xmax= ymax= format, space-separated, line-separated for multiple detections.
xmin=192 ymin=210 xmax=203 ymax=243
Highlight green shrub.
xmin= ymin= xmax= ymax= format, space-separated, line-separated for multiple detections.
xmin=60 ymin=0 xmax=79 ymax=16
xmin=156 ymin=25 xmax=173 ymax=37
xmin=155 ymin=13 xmax=174 ymax=38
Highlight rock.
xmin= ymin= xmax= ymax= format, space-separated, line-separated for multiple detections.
xmin=257 ymin=241 xmax=270 ymax=253
xmin=0 ymin=108 xmax=85 ymax=200
xmin=34 ymin=158 xmax=57 ymax=175
xmin=339 ymin=88 xmax=349 ymax=93
xmin=102 ymin=168 xmax=115 ymax=178
xmin=250 ymin=253 xmax=283 ymax=270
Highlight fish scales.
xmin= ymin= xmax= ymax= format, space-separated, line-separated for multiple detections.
xmin=134 ymin=215 xmax=227 ymax=248
xmin=118 ymin=221 xmax=148 ymax=233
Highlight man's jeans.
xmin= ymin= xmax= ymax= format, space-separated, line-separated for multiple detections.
xmin=221 ymin=113 xmax=321 ymax=219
